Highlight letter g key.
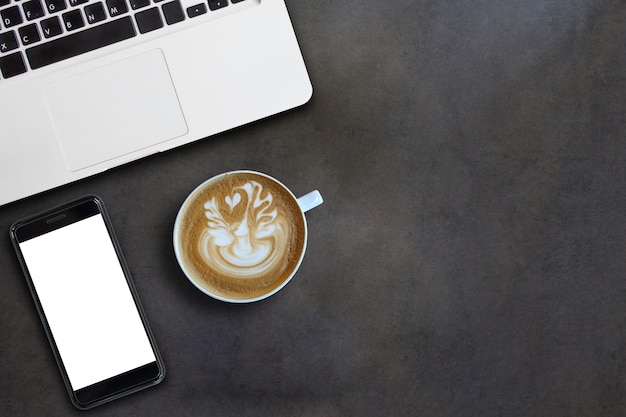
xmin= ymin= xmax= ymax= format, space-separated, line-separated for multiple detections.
xmin=44 ymin=0 xmax=67 ymax=13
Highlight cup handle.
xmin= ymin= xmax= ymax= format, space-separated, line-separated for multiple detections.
xmin=297 ymin=190 xmax=323 ymax=213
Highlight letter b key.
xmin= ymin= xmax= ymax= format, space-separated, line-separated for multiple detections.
xmin=62 ymin=9 xmax=84 ymax=31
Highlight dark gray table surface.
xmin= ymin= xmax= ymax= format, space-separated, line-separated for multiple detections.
xmin=1 ymin=1 xmax=625 ymax=416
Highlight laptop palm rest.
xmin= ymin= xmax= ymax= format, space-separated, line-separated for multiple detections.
xmin=43 ymin=49 xmax=188 ymax=172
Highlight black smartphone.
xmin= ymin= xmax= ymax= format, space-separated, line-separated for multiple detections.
xmin=10 ymin=195 xmax=165 ymax=410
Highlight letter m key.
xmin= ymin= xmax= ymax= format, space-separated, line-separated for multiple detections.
xmin=106 ymin=0 xmax=128 ymax=17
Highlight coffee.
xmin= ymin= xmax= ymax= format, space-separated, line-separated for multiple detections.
xmin=174 ymin=171 xmax=307 ymax=301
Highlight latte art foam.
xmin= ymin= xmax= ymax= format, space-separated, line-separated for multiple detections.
xmin=199 ymin=181 xmax=289 ymax=279
xmin=174 ymin=172 xmax=306 ymax=301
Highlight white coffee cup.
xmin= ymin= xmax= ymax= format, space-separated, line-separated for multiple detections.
xmin=173 ymin=170 xmax=323 ymax=303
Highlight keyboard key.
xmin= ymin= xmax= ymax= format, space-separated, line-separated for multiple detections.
xmin=69 ymin=0 xmax=88 ymax=5
xmin=1 ymin=6 xmax=23 ymax=28
xmin=26 ymin=16 xmax=136 ymax=69
xmin=134 ymin=7 xmax=162 ymax=33
xmin=0 ymin=51 xmax=27 ymax=78
xmin=0 ymin=30 xmax=18 ymax=52
xmin=207 ymin=0 xmax=227 ymax=11
xmin=106 ymin=0 xmax=128 ymax=16
xmin=18 ymin=23 xmax=41 ymax=45
xmin=41 ymin=16 xmax=63 ymax=38
xmin=0 ymin=0 xmax=11 ymax=7
xmin=129 ymin=0 xmax=150 ymax=10
xmin=23 ymin=0 xmax=45 ymax=20
xmin=186 ymin=3 xmax=205 ymax=18
xmin=62 ymin=9 xmax=84 ymax=31
xmin=44 ymin=0 xmax=67 ymax=13
xmin=84 ymin=2 xmax=106 ymax=23
xmin=162 ymin=0 xmax=183 ymax=25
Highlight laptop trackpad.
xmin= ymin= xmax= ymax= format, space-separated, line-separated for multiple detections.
xmin=44 ymin=49 xmax=188 ymax=172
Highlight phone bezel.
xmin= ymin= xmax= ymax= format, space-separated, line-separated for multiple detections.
xmin=10 ymin=195 xmax=165 ymax=410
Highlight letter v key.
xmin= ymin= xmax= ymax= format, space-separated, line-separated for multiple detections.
xmin=41 ymin=16 xmax=63 ymax=38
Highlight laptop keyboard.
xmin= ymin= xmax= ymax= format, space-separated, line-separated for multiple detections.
xmin=0 ymin=0 xmax=246 ymax=79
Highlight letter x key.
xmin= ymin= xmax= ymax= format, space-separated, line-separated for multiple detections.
xmin=0 ymin=31 xmax=19 ymax=53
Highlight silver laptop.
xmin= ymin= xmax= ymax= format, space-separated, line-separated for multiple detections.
xmin=0 ymin=0 xmax=312 ymax=206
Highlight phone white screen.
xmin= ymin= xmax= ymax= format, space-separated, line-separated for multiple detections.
xmin=19 ymin=214 xmax=156 ymax=391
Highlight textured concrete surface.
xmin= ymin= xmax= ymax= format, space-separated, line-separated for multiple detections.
xmin=1 ymin=0 xmax=625 ymax=416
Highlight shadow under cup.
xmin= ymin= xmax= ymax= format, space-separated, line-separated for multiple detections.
xmin=173 ymin=171 xmax=322 ymax=303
